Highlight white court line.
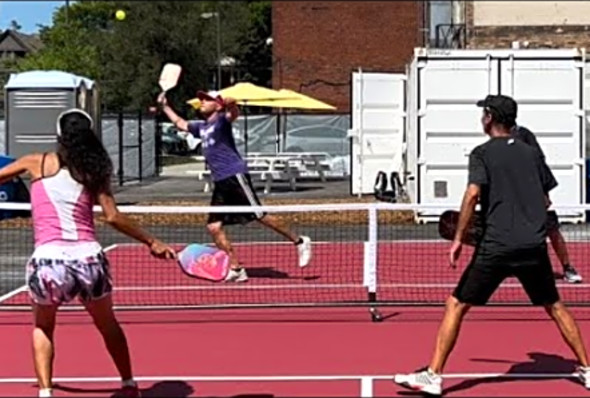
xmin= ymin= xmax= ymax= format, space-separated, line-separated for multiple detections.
xmin=105 ymin=239 xmax=590 ymax=248
xmin=0 ymin=373 xmax=578 ymax=384
xmin=113 ymin=284 xmax=365 ymax=291
xmin=105 ymin=240 xmax=454 ymax=248
xmin=378 ymin=282 xmax=590 ymax=289
xmin=109 ymin=241 xmax=360 ymax=249
xmin=103 ymin=244 xmax=119 ymax=253
xmin=360 ymin=376 xmax=373 ymax=397
xmin=108 ymin=282 xmax=590 ymax=292
xmin=0 ymin=244 xmax=119 ymax=304
xmin=0 ymin=285 xmax=27 ymax=303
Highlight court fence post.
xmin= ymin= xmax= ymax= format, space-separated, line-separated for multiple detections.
xmin=138 ymin=110 xmax=143 ymax=182
xmin=117 ymin=112 xmax=124 ymax=186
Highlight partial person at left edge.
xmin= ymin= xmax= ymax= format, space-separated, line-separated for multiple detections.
xmin=0 ymin=109 xmax=176 ymax=398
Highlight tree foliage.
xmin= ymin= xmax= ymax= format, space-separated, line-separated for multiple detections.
xmin=14 ymin=0 xmax=272 ymax=112
xmin=234 ymin=1 xmax=272 ymax=87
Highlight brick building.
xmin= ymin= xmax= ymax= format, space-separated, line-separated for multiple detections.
xmin=465 ymin=1 xmax=590 ymax=49
xmin=271 ymin=1 xmax=425 ymax=112
xmin=272 ymin=1 xmax=590 ymax=112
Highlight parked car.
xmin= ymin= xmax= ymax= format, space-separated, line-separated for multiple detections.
xmin=160 ymin=123 xmax=202 ymax=155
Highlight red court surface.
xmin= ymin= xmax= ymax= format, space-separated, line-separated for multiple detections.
xmin=4 ymin=241 xmax=590 ymax=307
xmin=0 ymin=307 xmax=589 ymax=396
xmin=1 ymin=242 xmax=590 ymax=396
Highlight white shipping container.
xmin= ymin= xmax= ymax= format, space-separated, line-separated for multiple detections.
xmin=349 ymin=70 xmax=406 ymax=195
xmin=404 ymin=48 xmax=587 ymax=223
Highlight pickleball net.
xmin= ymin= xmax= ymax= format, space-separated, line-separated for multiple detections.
xmin=0 ymin=202 xmax=590 ymax=310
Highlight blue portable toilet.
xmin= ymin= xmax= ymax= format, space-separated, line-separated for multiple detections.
xmin=0 ymin=155 xmax=30 ymax=220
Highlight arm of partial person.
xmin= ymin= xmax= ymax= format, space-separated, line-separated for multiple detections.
xmin=97 ymin=189 xmax=176 ymax=259
xmin=0 ymin=154 xmax=38 ymax=185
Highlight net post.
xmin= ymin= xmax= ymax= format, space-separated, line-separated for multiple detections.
xmin=365 ymin=205 xmax=382 ymax=322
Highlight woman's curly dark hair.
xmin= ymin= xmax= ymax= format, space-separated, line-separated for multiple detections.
xmin=56 ymin=110 xmax=113 ymax=196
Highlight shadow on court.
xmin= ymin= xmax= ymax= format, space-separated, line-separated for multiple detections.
xmin=54 ymin=380 xmax=194 ymax=397
xmin=396 ymin=352 xmax=582 ymax=396
xmin=245 ymin=267 xmax=320 ymax=281
xmin=229 ymin=395 xmax=274 ymax=398
xmin=55 ymin=380 xmax=277 ymax=397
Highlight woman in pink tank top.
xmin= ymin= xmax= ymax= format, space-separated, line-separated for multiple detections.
xmin=0 ymin=109 xmax=176 ymax=398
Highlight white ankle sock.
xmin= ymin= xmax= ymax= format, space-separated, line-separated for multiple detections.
xmin=39 ymin=388 xmax=52 ymax=397
xmin=122 ymin=378 xmax=136 ymax=388
xmin=427 ymin=368 xmax=440 ymax=377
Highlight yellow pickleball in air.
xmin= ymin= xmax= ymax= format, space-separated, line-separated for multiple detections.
xmin=115 ymin=10 xmax=126 ymax=21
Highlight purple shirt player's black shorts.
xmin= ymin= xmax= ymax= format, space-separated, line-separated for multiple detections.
xmin=208 ymin=173 xmax=266 ymax=225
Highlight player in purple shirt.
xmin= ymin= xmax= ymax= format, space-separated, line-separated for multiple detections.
xmin=158 ymin=91 xmax=312 ymax=282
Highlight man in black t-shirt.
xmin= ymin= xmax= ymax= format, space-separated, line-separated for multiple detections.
xmin=394 ymin=95 xmax=590 ymax=395
xmin=511 ymin=123 xmax=583 ymax=283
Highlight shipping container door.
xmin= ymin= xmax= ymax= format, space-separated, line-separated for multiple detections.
xmin=501 ymin=56 xmax=585 ymax=219
xmin=417 ymin=57 xmax=499 ymax=216
xmin=350 ymin=71 xmax=406 ymax=195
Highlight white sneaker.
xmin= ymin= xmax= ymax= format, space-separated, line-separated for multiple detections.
xmin=394 ymin=368 xmax=442 ymax=396
xmin=297 ymin=236 xmax=312 ymax=267
xmin=564 ymin=266 xmax=583 ymax=284
xmin=225 ymin=268 xmax=248 ymax=283
xmin=576 ymin=366 xmax=590 ymax=389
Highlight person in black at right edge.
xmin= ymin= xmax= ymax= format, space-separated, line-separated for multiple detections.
xmin=497 ymin=96 xmax=583 ymax=283
xmin=393 ymin=94 xmax=590 ymax=395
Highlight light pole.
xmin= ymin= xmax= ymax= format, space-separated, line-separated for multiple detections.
xmin=201 ymin=10 xmax=221 ymax=90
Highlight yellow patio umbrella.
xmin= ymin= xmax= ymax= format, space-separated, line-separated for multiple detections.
xmin=237 ymin=89 xmax=336 ymax=152
xmin=221 ymin=83 xmax=296 ymax=155
xmin=186 ymin=83 xmax=293 ymax=108
xmin=218 ymin=82 xmax=295 ymax=104
xmin=186 ymin=98 xmax=201 ymax=109
xmin=244 ymin=89 xmax=336 ymax=110
xmin=187 ymin=83 xmax=296 ymax=155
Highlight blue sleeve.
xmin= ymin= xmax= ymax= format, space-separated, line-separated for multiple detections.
xmin=187 ymin=121 xmax=202 ymax=137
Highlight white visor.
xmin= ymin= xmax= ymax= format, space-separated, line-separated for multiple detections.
xmin=56 ymin=109 xmax=94 ymax=137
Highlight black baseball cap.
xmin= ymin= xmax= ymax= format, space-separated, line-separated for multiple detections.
xmin=476 ymin=94 xmax=517 ymax=126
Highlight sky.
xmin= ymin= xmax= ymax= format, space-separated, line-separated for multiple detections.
xmin=0 ymin=1 xmax=64 ymax=34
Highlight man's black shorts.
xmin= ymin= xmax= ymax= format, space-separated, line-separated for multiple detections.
xmin=453 ymin=244 xmax=560 ymax=306
xmin=208 ymin=173 xmax=266 ymax=225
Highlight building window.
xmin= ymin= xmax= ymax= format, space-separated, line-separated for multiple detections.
xmin=428 ymin=0 xmax=466 ymax=48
